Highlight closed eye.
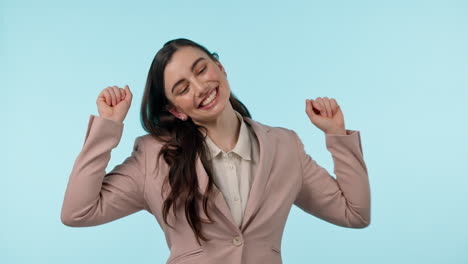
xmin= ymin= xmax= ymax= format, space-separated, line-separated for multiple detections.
xmin=178 ymin=85 xmax=189 ymax=95
xmin=198 ymin=66 xmax=206 ymax=74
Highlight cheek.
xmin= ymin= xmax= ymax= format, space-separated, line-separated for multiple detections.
xmin=181 ymin=96 xmax=197 ymax=109
xmin=207 ymin=69 xmax=229 ymax=92
xmin=205 ymin=66 xmax=224 ymax=80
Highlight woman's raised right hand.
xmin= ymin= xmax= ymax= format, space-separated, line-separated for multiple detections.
xmin=96 ymin=85 xmax=132 ymax=124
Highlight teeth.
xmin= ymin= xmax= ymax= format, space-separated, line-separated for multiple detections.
xmin=200 ymin=88 xmax=217 ymax=107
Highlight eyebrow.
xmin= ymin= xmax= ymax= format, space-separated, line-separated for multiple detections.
xmin=171 ymin=57 xmax=206 ymax=94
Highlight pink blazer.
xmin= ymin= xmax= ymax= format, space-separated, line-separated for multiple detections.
xmin=61 ymin=114 xmax=370 ymax=264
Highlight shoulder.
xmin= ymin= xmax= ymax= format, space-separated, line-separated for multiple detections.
xmin=133 ymin=134 xmax=167 ymax=154
xmin=244 ymin=117 xmax=299 ymax=140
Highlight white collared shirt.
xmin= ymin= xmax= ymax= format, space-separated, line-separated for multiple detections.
xmin=204 ymin=111 xmax=260 ymax=227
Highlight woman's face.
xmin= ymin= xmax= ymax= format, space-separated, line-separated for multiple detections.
xmin=164 ymin=46 xmax=231 ymax=125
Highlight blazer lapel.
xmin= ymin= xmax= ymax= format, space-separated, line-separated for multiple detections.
xmin=241 ymin=118 xmax=276 ymax=231
xmin=195 ymin=117 xmax=276 ymax=232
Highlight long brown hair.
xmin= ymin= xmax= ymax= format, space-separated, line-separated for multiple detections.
xmin=140 ymin=38 xmax=251 ymax=245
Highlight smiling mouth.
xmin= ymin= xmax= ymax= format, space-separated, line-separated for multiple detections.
xmin=198 ymin=86 xmax=219 ymax=108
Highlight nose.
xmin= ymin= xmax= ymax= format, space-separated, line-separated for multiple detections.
xmin=192 ymin=79 xmax=210 ymax=97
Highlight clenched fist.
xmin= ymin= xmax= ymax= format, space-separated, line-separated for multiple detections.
xmin=96 ymin=85 xmax=132 ymax=124
xmin=305 ymin=97 xmax=346 ymax=135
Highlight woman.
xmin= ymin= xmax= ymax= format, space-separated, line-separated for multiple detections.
xmin=61 ymin=38 xmax=370 ymax=264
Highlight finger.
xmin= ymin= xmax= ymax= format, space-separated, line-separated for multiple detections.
xmin=330 ymin=98 xmax=339 ymax=115
xmin=97 ymin=89 xmax=105 ymax=105
xmin=322 ymin=97 xmax=332 ymax=118
xmin=97 ymin=92 xmax=109 ymax=106
xmin=103 ymin=89 xmax=112 ymax=105
xmin=112 ymin=86 xmax=122 ymax=104
xmin=311 ymin=99 xmax=322 ymax=114
xmin=118 ymin=86 xmax=125 ymax=102
xmin=323 ymin=97 xmax=332 ymax=118
xmin=125 ymin=85 xmax=132 ymax=101
xmin=114 ymin=86 xmax=123 ymax=101
xmin=119 ymin=88 xmax=125 ymax=100
xmin=305 ymin=99 xmax=315 ymax=118
xmin=316 ymin=97 xmax=327 ymax=118
xmin=109 ymin=87 xmax=118 ymax=106
xmin=108 ymin=86 xmax=117 ymax=106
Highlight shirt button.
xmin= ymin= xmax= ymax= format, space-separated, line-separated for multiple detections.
xmin=229 ymin=164 xmax=234 ymax=169
xmin=233 ymin=196 xmax=239 ymax=201
xmin=232 ymin=236 xmax=243 ymax=246
xmin=228 ymin=153 xmax=233 ymax=158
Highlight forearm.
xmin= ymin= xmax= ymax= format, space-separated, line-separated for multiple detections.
xmin=61 ymin=115 xmax=124 ymax=226
xmin=324 ymin=129 xmax=371 ymax=226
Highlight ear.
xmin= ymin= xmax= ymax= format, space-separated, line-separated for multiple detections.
xmin=167 ymin=105 xmax=188 ymax=121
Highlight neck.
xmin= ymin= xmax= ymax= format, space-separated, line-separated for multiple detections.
xmin=198 ymin=103 xmax=240 ymax=152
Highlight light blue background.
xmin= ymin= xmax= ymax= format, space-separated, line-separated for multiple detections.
xmin=3 ymin=0 xmax=467 ymax=263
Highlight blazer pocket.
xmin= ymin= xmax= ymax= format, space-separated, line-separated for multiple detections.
xmin=271 ymin=246 xmax=281 ymax=255
xmin=168 ymin=248 xmax=204 ymax=264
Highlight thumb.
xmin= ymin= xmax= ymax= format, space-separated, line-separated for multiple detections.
xmin=124 ymin=85 xmax=132 ymax=102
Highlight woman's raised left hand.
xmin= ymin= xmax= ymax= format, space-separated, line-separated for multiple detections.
xmin=305 ymin=97 xmax=346 ymax=135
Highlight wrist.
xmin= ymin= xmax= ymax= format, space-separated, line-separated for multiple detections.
xmin=100 ymin=116 xmax=123 ymax=125
xmin=325 ymin=128 xmax=346 ymax=135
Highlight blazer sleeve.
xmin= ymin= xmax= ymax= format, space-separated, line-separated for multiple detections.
xmin=292 ymin=129 xmax=371 ymax=228
xmin=61 ymin=114 xmax=148 ymax=227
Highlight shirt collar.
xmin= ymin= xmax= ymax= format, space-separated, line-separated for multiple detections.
xmin=205 ymin=111 xmax=252 ymax=161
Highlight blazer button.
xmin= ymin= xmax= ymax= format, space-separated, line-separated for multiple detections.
xmin=232 ymin=236 xmax=243 ymax=246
